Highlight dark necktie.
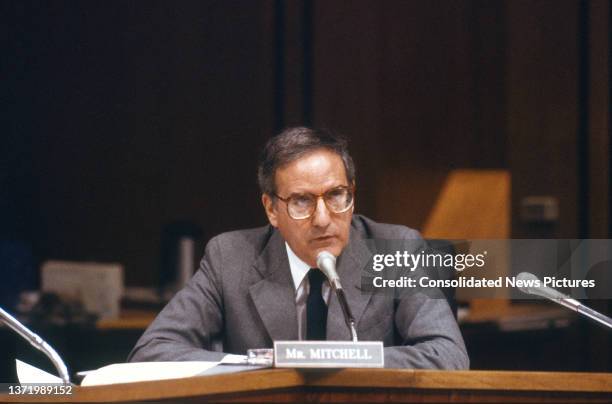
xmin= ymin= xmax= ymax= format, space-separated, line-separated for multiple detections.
xmin=306 ymin=268 xmax=328 ymax=340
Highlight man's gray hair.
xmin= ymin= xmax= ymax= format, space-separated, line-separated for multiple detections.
xmin=257 ymin=127 xmax=355 ymax=196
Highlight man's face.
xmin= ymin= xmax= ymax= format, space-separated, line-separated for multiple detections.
xmin=262 ymin=149 xmax=353 ymax=267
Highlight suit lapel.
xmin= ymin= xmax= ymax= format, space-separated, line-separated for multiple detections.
xmin=248 ymin=229 xmax=299 ymax=341
xmin=326 ymin=227 xmax=374 ymax=340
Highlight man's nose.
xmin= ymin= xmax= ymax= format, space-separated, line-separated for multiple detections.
xmin=311 ymin=197 xmax=331 ymax=228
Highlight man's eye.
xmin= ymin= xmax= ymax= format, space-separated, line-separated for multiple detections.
xmin=326 ymin=188 xmax=348 ymax=201
xmin=327 ymin=188 xmax=345 ymax=198
xmin=292 ymin=195 xmax=313 ymax=206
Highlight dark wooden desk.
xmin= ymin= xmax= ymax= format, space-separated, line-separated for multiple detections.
xmin=2 ymin=368 xmax=612 ymax=403
xmin=95 ymin=309 xmax=157 ymax=330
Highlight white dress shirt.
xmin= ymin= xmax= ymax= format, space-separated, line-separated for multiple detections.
xmin=285 ymin=242 xmax=331 ymax=340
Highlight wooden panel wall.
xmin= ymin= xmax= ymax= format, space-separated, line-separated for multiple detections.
xmin=588 ymin=0 xmax=611 ymax=239
xmin=2 ymin=1 xmax=275 ymax=285
xmin=507 ymin=0 xmax=581 ymax=238
xmin=505 ymin=0 xmax=610 ymax=370
xmin=586 ymin=0 xmax=611 ymax=373
xmin=311 ymin=0 xmax=508 ymax=230
xmin=3 ymin=0 xmax=609 ymax=292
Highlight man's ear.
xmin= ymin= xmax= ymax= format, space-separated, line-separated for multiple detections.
xmin=262 ymin=193 xmax=279 ymax=227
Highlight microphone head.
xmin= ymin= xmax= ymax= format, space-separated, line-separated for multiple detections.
xmin=516 ymin=272 xmax=567 ymax=300
xmin=516 ymin=272 xmax=540 ymax=295
xmin=316 ymin=251 xmax=338 ymax=281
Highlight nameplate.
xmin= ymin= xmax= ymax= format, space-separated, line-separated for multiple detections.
xmin=273 ymin=341 xmax=384 ymax=368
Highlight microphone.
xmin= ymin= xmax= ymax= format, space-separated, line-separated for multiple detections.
xmin=516 ymin=272 xmax=568 ymax=300
xmin=316 ymin=251 xmax=341 ymax=289
xmin=516 ymin=272 xmax=612 ymax=330
xmin=0 ymin=306 xmax=71 ymax=384
xmin=316 ymin=251 xmax=358 ymax=342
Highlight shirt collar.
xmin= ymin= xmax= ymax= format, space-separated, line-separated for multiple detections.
xmin=285 ymin=242 xmax=311 ymax=290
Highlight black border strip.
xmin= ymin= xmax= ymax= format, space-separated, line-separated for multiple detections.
xmin=302 ymin=0 xmax=313 ymax=127
xmin=609 ymin=0 xmax=612 ymax=238
xmin=578 ymin=0 xmax=590 ymax=238
xmin=274 ymin=0 xmax=286 ymax=132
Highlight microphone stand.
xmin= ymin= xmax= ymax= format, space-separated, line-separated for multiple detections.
xmin=550 ymin=297 xmax=612 ymax=330
xmin=517 ymin=272 xmax=612 ymax=330
xmin=0 ymin=306 xmax=71 ymax=384
xmin=328 ymin=279 xmax=358 ymax=342
xmin=317 ymin=251 xmax=359 ymax=342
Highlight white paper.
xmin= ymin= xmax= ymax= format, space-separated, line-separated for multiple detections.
xmin=220 ymin=354 xmax=248 ymax=364
xmin=80 ymin=361 xmax=220 ymax=386
xmin=16 ymin=359 xmax=63 ymax=384
xmin=17 ymin=355 xmax=252 ymax=387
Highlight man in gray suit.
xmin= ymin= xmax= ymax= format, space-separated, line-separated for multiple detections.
xmin=129 ymin=127 xmax=468 ymax=369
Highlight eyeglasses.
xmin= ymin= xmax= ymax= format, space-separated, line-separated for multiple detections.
xmin=275 ymin=185 xmax=355 ymax=220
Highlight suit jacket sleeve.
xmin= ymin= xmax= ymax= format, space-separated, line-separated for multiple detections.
xmin=127 ymin=236 xmax=227 ymax=362
xmin=384 ymin=292 xmax=469 ymax=369
xmin=382 ymin=228 xmax=469 ymax=369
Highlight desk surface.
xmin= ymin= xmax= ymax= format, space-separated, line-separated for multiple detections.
xmin=95 ymin=309 xmax=157 ymax=330
xmin=3 ymin=368 xmax=612 ymax=403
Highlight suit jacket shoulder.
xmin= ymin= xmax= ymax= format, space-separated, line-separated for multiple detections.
xmin=209 ymin=225 xmax=272 ymax=258
xmin=351 ymin=214 xmax=422 ymax=240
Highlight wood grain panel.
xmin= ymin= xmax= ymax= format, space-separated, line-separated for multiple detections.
xmin=2 ymin=369 xmax=611 ymax=403
xmin=507 ymin=0 xmax=580 ymax=238
xmin=3 ymin=1 xmax=276 ymax=285
xmin=311 ymin=1 xmax=507 ymax=229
